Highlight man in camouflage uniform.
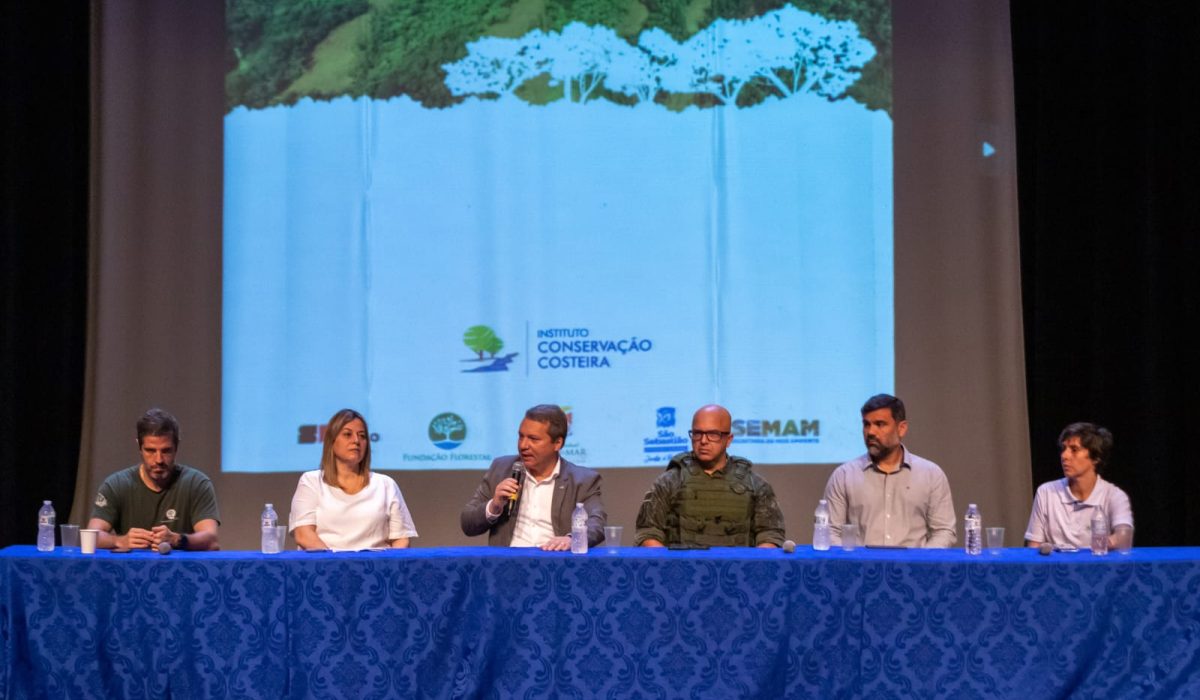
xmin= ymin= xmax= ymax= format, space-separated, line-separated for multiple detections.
xmin=635 ymin=404 xmax=785 ymax=548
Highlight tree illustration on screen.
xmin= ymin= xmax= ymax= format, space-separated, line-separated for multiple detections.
xmin=753 ymin=6 xmax=878 ymax=99
xmin=443 ymin=32 xmax=552 ymax=100
xmin=463 ymin=325 xmax=504 ymax=360
xmin=442 ymin=5 xmax=875 ymax=108
xmin=604 ymin=36 xmax=658 ymax=103
xmin=429 ymin=413 xmax=466 ymax=443
xmin=546 ymin=23 xmax=626 ymax=103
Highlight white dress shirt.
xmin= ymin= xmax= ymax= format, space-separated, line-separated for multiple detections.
xmin=487 ymin=459 xmax=561 ymax=547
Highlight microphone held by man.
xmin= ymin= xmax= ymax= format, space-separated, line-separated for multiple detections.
xmin=507 ymin=461 xmax=525 ymax=516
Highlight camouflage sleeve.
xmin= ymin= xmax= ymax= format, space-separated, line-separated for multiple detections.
xmin=635 ymin=471 xmax=677 ymax=545
xmin=751 ymin=477 xmax=786 ymax=546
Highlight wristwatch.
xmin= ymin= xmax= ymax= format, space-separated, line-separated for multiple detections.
xmin=177 ymin=533 xmax=189 ymax=551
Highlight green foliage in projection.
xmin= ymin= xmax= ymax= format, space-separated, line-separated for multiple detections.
xmin=226 ymin=0 xmax=369 ymax=110
xmin=352 ymin=0 xmax=515 ymax=108
xmin=642 ymin=0 xmax=694 ymax=40
xmin=543 ymin=0 xmax=648 ymax=37
xmin=225 ymin=0 xmax=890 ymax=114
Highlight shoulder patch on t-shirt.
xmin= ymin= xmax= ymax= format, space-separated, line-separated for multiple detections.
xmin=95 ymin=492 xmax=108 ymax=508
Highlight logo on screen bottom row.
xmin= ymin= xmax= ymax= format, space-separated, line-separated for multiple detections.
xmin=429 ymin=412 xmax=467 ymax=450
xmin=296 ymin=413 xmax=469 ymax=452
xmin=297 ymin=425 xmax=380 ymax=444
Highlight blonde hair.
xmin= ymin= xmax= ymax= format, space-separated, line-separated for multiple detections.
xmin=320 ymin=408 xmax=371 ymax=487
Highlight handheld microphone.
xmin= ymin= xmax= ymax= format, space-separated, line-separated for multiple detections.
xmin=157 ymin=541 xmax=172 ymax=555
xmin=782 ymin=539 xmax=796 ymax=553
xmin=508 ymin=461 xmax=526 ymax=516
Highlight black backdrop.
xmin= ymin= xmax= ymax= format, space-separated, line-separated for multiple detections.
xmin=2 ymin=2 xmax=1198 ymax=547
xmin=1012 ymin=2 xmax=1200 ymax=548
xmin=0 ymin=3 xmax=89 ymax=546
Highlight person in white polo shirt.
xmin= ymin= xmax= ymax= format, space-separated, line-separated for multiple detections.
xmin=1025 ymin=422 xmax=1133 ymax=549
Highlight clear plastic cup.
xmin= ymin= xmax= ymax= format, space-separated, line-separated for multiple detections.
xmin=60 ymin=524 xmax=80 ymax=551
xmin=986 ymin=527 xmax=1004 ymax=554
xmin=603 ymin=525 xmax=623 ymax=553
xmin=841 ymin=523 xmax=859 ymax=551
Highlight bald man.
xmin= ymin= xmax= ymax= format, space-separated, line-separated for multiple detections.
xmin=635 ymin=405 xmax=785 ymax=548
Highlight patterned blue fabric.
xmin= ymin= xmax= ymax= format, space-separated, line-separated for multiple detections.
xmin=3 ymin=546 xmax=1199 ymax=699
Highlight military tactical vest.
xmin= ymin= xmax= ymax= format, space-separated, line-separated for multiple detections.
xmin=671 ymin=458 xmax=756 ymax=547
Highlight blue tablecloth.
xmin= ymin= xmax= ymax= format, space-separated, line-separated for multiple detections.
xmin=3 ymin=545 xmax=1199 ymax=699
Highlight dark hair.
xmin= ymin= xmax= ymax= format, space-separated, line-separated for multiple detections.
xmin=524 ymin=404 xmax=568 ymax=444
xmin=861 ymin=394 xmax=906 ymax=422
xmin=136 ymin=408 xmax=180 ymax=447
xmin=1058 ymin=422 xmax=1113 ymax=473
xmin=321 ymin=408 xmax=371 ymax=486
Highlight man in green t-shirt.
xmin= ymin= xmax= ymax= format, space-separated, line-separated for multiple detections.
xmin=87 ymin=408 xmax=221 ymax=550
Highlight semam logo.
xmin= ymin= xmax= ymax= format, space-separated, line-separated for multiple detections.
xmin=429 ymin=412 xmax=467 ymax=450
xmin=732 ymin=417 xmax=820 ymax=444
xmin=462 ymin=325 xmax=518 ymax=372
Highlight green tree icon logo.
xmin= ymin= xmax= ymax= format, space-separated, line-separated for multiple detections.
xmin=463 ymin=325 xmax=504 ymax=360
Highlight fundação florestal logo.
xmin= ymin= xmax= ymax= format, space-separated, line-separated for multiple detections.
xmin=428 ymin=412 xmax=467 ymax=450
xmin=462 ymin=325 xmax=518 ymax=372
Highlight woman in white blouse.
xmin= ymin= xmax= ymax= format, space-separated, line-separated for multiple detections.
xmin=290 ymin=409 xmax=417 ymax=550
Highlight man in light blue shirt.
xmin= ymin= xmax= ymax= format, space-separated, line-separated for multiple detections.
xmin=823 ymin=394 xmax=956 ymax=548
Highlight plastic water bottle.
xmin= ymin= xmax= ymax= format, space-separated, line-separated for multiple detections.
xmin=570 ymin=502 xmax=588 ymax=554
xmin=37 ymin=500 xmax=56 ymax=552
xmin=813 ymin=499 xmax=831 ymax=551
xmin=1090 ymin=509 xmax=1108 ymax=555
xmin=964 ymin=503 xmax=982 ymax=555
xmin=261 ymin=503 xmax=279 ymax=554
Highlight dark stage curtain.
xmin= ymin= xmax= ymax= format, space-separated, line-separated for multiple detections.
xmin=1012 ymin=2 xmax=1200 ymax=545
xmin=0 ymin=3 xmax=89 ymax=546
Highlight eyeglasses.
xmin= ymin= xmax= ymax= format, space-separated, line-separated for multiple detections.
xmin=688 ymin=430 xmax=730 ymax=443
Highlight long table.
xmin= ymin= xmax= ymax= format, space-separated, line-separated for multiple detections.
xmin=3 ymin=545 xmax=1199 ymax=698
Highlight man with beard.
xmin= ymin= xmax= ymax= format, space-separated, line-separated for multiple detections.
xmin=635 ymin=404 xmax=785 ymax=548
xmin=822 ymin=394 xmax=956 ymax=548
xmin=88 ymin=408 xmax=221 ymax=550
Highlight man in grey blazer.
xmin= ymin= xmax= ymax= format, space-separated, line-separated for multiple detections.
xmin=461 ymin=404 xmax=606 ymax=549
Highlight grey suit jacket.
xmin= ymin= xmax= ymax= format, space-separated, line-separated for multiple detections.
xmin=460 ymin=455 xmax=607 ymax=547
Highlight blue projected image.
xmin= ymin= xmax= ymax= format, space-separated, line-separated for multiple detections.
xmin=223 ymin=4 xmax=893 ymax=471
